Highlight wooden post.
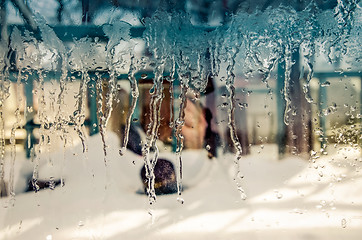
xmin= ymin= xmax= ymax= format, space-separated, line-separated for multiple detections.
xmin=277 ymin=49 xmax=313 ymax=157
xmin=286 ymin=49 xmax=313 ymax=156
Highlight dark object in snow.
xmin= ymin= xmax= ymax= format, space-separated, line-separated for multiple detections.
xmin=26 ymin=178 xmax=62 ymax=192
xmin=140 ymin=159 xmax=177 ymax=195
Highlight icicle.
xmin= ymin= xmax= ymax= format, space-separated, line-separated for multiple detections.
xmin=95 ymin=74 xmax=107 ymax=162
xmin=35 ymin=15 xmax=69 ymax=139
xmin=9 ymin=69 xmax=23 ymax=203
xmin=97 ymin=60 xmax=116 ymax=161
xmin=32 ymin=69 xmax=47 ymax=192
xmin=141 ymin=15 xmax=173 ymax=203
xmin=8 ymin=28 xmax=26 ymax=202
xmin=226 ymin=79 xmax=247 ymax=201
xmin=301 ymin=4 xmax=318 ymax=104
xmin=168 ymin=55 xmax=176 ymax=128
xmin=174 ymin=73 xmax=188 ymax=200
xmin=100 ymin=21 xmax=131 ymax=160
xmin=302 ymin=54 xmax=315 ymax=104
xmin=36 ymin=20 xmax=71 ymax=191
xmin=121 ymin=55 xmax=139 ymax=155
xmin=103 ymin=70 xmax=115 ymax=157
xmin=53 ymin=51 xmax=69 ymax=153
xmin=209 ymin=33 xmax=221 ymax=77
xmin=71 ymin=37 xmax=109 ymax=154
xmin=0 ymin=42 xmax=10 ymax=197
xmin=142 ymin=63 xmax=165 ymax=204
xmin=73 ymin=70 xmax=89 ymax=153
xmin=224 ymin=29 xmax=247 ymax=200
xmin=283 ymin=45 xmax=292 ymax=126
xmin=209 ymin=41 xmax=216 ymax=77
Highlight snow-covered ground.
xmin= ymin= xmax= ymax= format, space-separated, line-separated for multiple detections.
xmin=0 ymin=132 xmax=361 ymax=240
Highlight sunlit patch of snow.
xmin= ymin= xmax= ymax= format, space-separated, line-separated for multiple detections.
xmin=0 ymin=217 xmax=43 ymax=239
xmin=67 ymin=210 xmax=167 ymax=239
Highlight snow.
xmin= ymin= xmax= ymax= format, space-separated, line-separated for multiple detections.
xmin=2 ymin=1 xmax=361 ymax=239
xmin=0 ymin=132 xmax=361 ymax=240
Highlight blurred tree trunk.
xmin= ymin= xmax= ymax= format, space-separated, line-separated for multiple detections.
xmin=0 ymin=179 xmax=7 ymax=197
xmin=283 ymin=50 xmax=313 ymax=157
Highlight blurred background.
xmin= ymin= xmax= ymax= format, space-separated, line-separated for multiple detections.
xmin=0 ymin=1 xmax=361 ymax=239
xmin=0 ymin=0 xmax=360 ymax=160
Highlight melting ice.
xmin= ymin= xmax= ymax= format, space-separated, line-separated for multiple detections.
xmin=0 ymin=1 xmax=361 ymax=204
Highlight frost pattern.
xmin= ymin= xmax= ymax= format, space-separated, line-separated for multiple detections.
xmin=1 ymin=1 xmax=360 ymax=203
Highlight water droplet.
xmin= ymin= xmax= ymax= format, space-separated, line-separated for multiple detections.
xmin=177 ymin=197 xmax=184 ymax=204
xmin=239 ymin=191 xmax=247 ymax=200
xmin=274 ymin=190 xmax=283 ymax=199
xmin=27 ymin=106 xmax=33 ymax=113
xmin=335 ymin=68 xmax=344 ymax=74
xmin=316 ymin=204 xmax=322 ymax=209
xmin=205 ymin=144 xmax=211 ymax=150
xmin=141 ymin=73 xmax=148 ymax=79
xmin=119 ymin=149 xmax=124 ymax=156
xmin=293 ymin=208 xmax=304 ymax=214
xmin=323 ymin=108 xmax=332 ymax=116
xmin=341 ymin=218 xmax=347 ymax=228
xmin=321 ymin=81 xmax=331 ymax=87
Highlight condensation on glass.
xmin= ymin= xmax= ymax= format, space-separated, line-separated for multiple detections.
xmin=0 ymin=0 xmax=361 ymax=239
